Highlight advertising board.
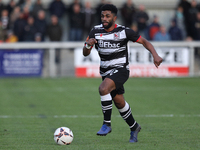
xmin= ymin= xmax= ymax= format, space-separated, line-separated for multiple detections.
xmin=75 ymin=47 xmax=189 ymax=77
xmin=0 ymin=49 xmax=43 ymax=77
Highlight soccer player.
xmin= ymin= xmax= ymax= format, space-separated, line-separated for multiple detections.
xmin=82 ymin=4 xmax=162 ymax=143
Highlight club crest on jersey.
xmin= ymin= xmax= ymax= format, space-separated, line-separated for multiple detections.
xmin=114 ymin=32 xmax=120 ymax=40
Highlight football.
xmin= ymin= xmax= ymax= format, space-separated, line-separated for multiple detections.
xmin=54 ymin=127 xmax=74 ymax=145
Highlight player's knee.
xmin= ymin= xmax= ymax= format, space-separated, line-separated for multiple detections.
xmin=114 ymin=100 xmax=125 ymax=109
xmin=114 ymin=102 xmax=124 ymax=109
xmin=99 ymin=85 xmax=109 ymax=95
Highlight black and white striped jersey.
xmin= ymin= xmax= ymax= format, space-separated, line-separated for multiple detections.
xmin=87 ymin=24 xmax=141 ymax=76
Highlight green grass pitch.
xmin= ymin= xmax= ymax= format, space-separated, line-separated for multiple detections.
xmin=0 ymin=77 xmax=200 ymax=150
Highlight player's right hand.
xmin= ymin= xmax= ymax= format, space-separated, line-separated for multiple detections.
xmin=86 ymin=38 xmax=97 ymax=46
xmin=154 ymin=55 xmax=163 ymax=68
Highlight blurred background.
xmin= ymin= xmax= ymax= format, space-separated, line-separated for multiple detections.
xmin=0 ymin=0 xmax=200 ymax=78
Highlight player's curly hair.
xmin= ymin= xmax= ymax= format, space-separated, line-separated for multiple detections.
xmin=101 ymin=4 xmax=118 ymax=16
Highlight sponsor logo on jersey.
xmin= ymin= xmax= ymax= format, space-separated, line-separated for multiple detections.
xmin=99 ymin=40 xmax=120 ymax=48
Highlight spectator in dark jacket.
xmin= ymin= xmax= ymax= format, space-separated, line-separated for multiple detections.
xmin=0 ymin=0 xmax=5 ymax=15
xmin=13 ymin=12 xmax=26 ymax=41
xmin=135 ymin=4 xmax=149 ymax=37
xmin=34 ymin=10 xmax=47 ymax=41
xmin=6 ymin=0 xmax=16 ymax=16
xmin=82 ymin=1 xmax=95 ymax=39
xmin=168 ymin=19 xmax=183 ymax=41
xmin=188 ymin=0 xmax=199 ymax=38
xmin=23 ymin=16 xmax=37 ymax=41
xmin=46 ymin=15 xmax=62 ymax=41
xmin=68 ymin=0 xmax=83 ymax=14
xmin=178 ymin=0 xmax=191 ymax=36
xmin=31 ymin=0 xmax=44 ymax=18
xmin=46 ymin=15 xmax=63 ymax=64
xmin=69 ymin=3 xmax=84 ymax=41
xmin=193 ymin=12 xmax=200 ymax=40
xmin=120 ymin=0 xmax=136 ymax=28
xmin=49 ymin=0 xmax=66 ymax=19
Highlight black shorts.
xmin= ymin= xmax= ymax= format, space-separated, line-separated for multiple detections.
xmin=102 ymin=67 xmax=129 ymax=98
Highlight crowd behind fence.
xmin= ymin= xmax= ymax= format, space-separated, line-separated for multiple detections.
xmin=0 ymin=0 xmax=200 ymax=44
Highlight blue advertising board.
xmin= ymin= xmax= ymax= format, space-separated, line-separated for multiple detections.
xmin=0 ymin=49 xmax=43 ymax=77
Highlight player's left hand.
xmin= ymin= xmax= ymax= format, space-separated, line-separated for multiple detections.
xmin=154 ymin=55 xmax=163 ymax=68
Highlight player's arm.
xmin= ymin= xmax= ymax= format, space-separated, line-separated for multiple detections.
xmin=83 ymin=37 xmax=97 ymax=56
xmin=136 ymin=36 xmax=163 ymax=68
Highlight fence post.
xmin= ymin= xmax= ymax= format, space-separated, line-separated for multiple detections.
xmin=49 ymin=48 xmax=56 ymax=77
xmin=189 ymin=46 xmax=195 ymax=76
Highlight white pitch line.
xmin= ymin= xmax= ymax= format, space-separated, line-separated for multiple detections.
xmin=0 ymin=114 xmax=200 ymax=119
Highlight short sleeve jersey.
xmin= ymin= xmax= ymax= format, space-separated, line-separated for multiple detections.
xmin=87 ymin=24 xmax=141 ymax=77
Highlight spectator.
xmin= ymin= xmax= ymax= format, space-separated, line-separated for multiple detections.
xmin=153 ymin=25 xmax=171 ymax=41
xmin=17 ymin=0 xmax=24 ymax=6
xmin=189 ymin=0 xmax=198 ymax=22
xmin=147 ymin=15 xmax=160 ymax=40
xmin=185 ymin=36 xmax=193 ymax=41
xmin=6 ymin=0 xmax=16 ymax=16
xmin=193 ymin=12 xmax=200 ymax=40
xmin=197 ymin=1 xmax=200 ymax=11
xmin=22 ymin=5 xmax=30 ymax=20
xmin=46 ymin=15 xmax=62 ymax=41
xmin=1 ymin=9 xmax=10 ymax=30
xmin=188 ymin=0 xmax=199 ymax=38
xmin=49 ymin=0 xmax=66 ymax=19
xmin=178 ymin=0 xmax=191 ymax=36
xmin=13 ymin=12 xmax=26 ymax=41
xmin=31 ymin=0 xmax=45 ymax=18
xmin=175 ymin=6 xmax=186 ymax=39
xmin=5 ymin=30 xmax=18 ymax=42
xmin=68 ymin=0 xmax=83 ymax=14
xmin=0 ymin=20 xmax=6 ymax=42
xmin=135 ymin=4 xmax=149 ymax=37
xmin=0 ymin=0 xmax=5 ymax=16
xmin=34 ymin=32 xmax=42 ymax=42
xmin=46 ymin=15 xmax=63 ymax=65
xmin=23 ymin=16 xmax=37 ymax=41
xmin=82 ymin=1 xmax=95 ymax=39
xmin=9 ymin=6 xmax=21 ymax=29
xmin=34 ymin=10 xmax=47 ymax=41
xmin=69 ymin=3 xmax=84 ymax=41
xmin=120 ymin=0 xmax=136 ymax=28
xmin=20 ymin=0 xmax=33 ymax=12
xmin=168 ymin=19 xmax=183 ymax=41
xmin=95 ymin=0 xmax=107 ymax=24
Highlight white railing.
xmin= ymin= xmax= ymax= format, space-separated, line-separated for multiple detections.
xmin=0 ymin=41 xmax=199 ymax=77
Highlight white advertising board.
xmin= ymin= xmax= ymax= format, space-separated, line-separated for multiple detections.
xmin=75 ymin=47 xmax=189 ymax=77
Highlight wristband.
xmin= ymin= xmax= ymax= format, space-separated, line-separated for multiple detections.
xmin=85 ymin=44 xmax=92 ymax=49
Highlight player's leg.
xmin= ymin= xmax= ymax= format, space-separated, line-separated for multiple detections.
xmin=97 ymin=78 xmax=116 ymax=136
xmin=113 ymin=94 xmax=141 ymax=143
xmin=113 ymin=94 xmax=139 ymax=131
